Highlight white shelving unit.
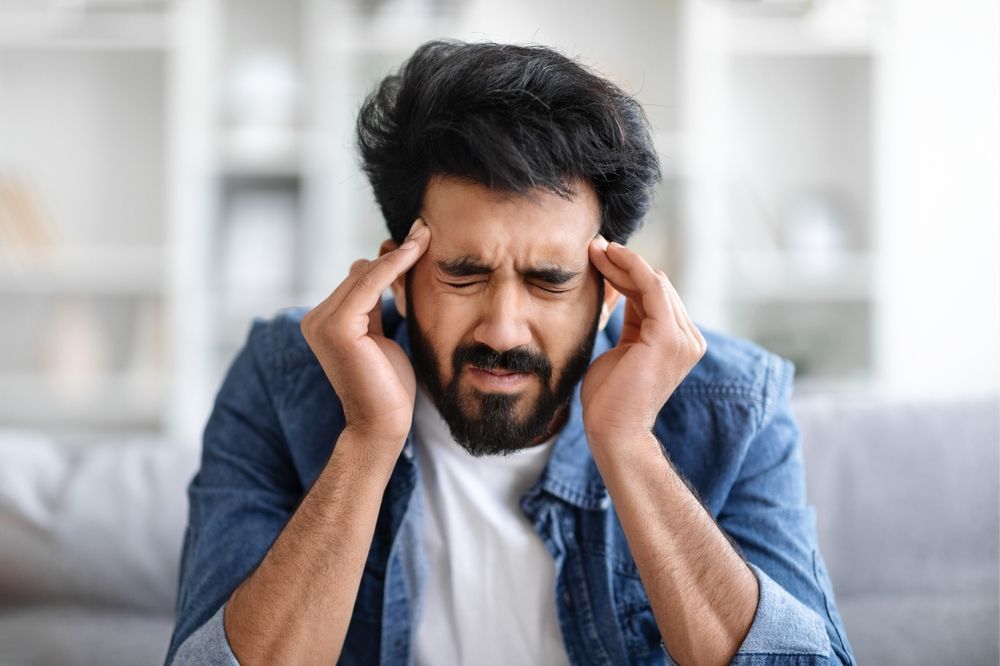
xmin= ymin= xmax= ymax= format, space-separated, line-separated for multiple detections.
xmin=5 ymin=0 xmax=940 ymax=442
xmin=0 ymin=2 xmax=172 ymax=437
xmin=677 ymin=0 xmax=882 ymax=394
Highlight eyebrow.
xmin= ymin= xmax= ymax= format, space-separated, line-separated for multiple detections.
xmin=435 ymin=256 xmax=582 ymax=286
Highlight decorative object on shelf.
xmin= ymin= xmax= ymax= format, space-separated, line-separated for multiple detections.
xmin=781 ymin=188 xmax=853 ymax=279
xmin=125 ymin=299 xmax=163 ymax=402
xmin=38 ymin=297 xmax=111 ymax=402
xmin=0 ymin=174 xmax=59 ymax=273
xmin=228 ymin=49 xmax=299 ymax=126
xmin=224 ymin=49 xmax=301 ymax=170
xmin=221 ymin=189 xmax=296 ymax=302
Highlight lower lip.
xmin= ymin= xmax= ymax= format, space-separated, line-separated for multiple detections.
xmin=467 ymin=366 xmax=532 ymax=391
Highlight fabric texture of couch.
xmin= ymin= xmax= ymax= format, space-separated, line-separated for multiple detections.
xmin=0 ymin=394 xmax=997 ymax=665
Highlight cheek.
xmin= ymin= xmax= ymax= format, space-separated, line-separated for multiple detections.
xmin=543 ymin=308 xmax=593 ymax=360
xmin=543 ymin=286 xmax=602 ymax=364
xmin=417 ymin=293 xmax=479 ymax=382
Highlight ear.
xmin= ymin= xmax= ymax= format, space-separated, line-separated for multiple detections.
xmin=379 ymin=238 xmax=408 ymax=319
xmin=598 ymin=278 xmax=621 ymax=331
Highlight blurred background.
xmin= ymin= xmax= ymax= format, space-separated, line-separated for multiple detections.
xmin=0 ymin=0 xmax=997 ymax=664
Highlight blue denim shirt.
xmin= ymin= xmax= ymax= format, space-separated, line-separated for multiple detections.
xmin=165 ymin=297 xmax=855 ymax=665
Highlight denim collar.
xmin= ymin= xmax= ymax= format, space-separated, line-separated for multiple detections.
xmin=390 ymin=300 xmax=616 ymax=511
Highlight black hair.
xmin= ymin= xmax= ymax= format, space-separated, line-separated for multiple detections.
xmin=356 ymin=39 xmax=661 ymax=244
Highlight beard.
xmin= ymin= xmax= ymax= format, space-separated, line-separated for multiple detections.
xmin=405 ymin=274 xmax=603 ymax=457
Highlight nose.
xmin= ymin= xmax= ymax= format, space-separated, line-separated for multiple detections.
xmin=472 ymin=283 xmax=533 ymax=353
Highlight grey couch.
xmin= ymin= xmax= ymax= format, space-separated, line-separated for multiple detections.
xmin=0 ymin=394 xmax=997 ymax=665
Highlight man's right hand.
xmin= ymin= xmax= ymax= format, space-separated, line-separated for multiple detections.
xmin=300 ymin=218 xmax=430 ymax=460
xmin=222 ymin=223 xmax=429 ymax=664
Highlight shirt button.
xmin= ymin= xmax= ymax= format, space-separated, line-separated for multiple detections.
xmin=563 ymin=590 xmax=573 ymax=609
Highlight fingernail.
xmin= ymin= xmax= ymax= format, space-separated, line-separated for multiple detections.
xmin=609 ymin=241 xmax=624 ymax=250
xmin=593 ymin=234 xmax=609 ymax=251
xmin=407 ymin=218 xmax=426 ymax=240
xmin=400 ymin=238 xmax=417 ymax=250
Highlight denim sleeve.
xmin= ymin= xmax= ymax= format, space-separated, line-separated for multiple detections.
xmin=164 ymin=319 xmax=301 ymax=665
xmin=714 ymin=354 xmax=856 ymax=665
xmin=170 ymin=604 xmax=239 ymax=665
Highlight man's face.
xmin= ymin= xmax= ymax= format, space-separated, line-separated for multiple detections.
xmin=396 ymin=175 xmax=608 ymax=457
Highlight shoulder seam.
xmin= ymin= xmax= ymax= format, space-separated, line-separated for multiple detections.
xmin=758 ymin=352 xmax=790 ymax=431
xmin=248 ymin=316 xmax=286 ymax=415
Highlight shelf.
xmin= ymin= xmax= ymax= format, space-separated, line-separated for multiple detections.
xmin=219 ymin=127 xmax=304 ymax=178
xmin=724 ymin=5 xmax=878 ymax=57
xmin=728 ymin=250 xmax=873 ymax=303
xmin=0 ymin=245 xmax=167 ymax=295
xmin=208 ymin=288 xmax=303 ymax=343
xmin=0 ymin=10 xmax=170 ymax=52
xmin=726 ymin=33 xmax=875 ymax=57
xmin=322 ymin=14 xmax=462 ymax=57
xmin=0 ymin=372 xmax=164 ymax=426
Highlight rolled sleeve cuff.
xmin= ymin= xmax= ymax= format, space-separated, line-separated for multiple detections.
xmin=658 ymin=563 xmax=830 ymax=665
xmin=732 ymin=562 xmax=831 ymax=663
xmin=170 ymin=603 xmax=241 ymax=666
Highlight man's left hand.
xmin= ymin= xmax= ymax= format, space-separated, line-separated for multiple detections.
xmin=581 ymin=235 xmax=708 ymax=453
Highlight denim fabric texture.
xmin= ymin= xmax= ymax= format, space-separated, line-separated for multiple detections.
xmin=165 ymin=297 xmax=856 ymax=666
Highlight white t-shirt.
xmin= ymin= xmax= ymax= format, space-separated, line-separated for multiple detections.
xmin=412 ymin=386 xmax=571 ymax=666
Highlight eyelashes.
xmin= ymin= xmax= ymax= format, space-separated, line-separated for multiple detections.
xmin=443 ymin=281 xmax=569 ymax=295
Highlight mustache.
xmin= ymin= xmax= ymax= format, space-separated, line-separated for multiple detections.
xmin=452 ymin=343 xmax=553 ymax=384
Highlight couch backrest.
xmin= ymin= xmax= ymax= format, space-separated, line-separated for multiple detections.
xmin=792 ymin=393 xmax=1000 ymax=664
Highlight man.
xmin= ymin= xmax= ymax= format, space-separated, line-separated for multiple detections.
xmin=166 ymin=40 xmax=855 ymax=665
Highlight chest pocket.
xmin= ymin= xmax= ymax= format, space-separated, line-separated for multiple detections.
xmin=352 ymin=559 xmax=386 ymax=622
xmin=612 ymin=564 xmax=664 ymax=659
xmin=614 ymin=573 xmax=662 ymax=663
xmin=340 ymin=562 xmax=386 ymax=664
xmin=578 ymin=511 xmax=665 ymax=661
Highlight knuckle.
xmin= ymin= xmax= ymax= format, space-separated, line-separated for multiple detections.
xmin=354 ymin=272 xmax=376 ymax=291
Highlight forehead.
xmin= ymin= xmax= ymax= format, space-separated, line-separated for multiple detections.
xmin=419 ymin=175 xmax=601 ymax=266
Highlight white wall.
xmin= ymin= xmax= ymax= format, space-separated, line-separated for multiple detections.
xmin=874 ymin=0 xmax=1000 ymax=398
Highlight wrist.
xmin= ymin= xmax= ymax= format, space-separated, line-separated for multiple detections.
xmin=335 ymin=426 xmax=408 ymax=473
xmin=587 ymin=430 xmax=662 ymax=467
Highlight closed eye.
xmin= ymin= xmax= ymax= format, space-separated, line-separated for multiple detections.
xmin=532 ymin=283 xmax=571 ymax=294
xmin=444 ymin=280 xmax=571 ymax=294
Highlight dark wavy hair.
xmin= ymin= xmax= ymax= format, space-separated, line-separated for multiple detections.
xmin=356 ymin=39 xmax=661 ymax=244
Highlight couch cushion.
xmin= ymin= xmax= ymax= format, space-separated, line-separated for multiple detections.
xmin=0 ymin=430 xmax=199 ymax=613
xmin=836 ymin=593 xmax=998 ymax=665
xmin=792 ymin=393 xmax=1000 ymax=664
xmin=0 ymin=604 xmax=174 ymax=666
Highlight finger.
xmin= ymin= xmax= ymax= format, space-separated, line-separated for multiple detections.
xmin=317 ymin=219 xmax=428 ymax=318
xmin=656 ymin=269 xmax=707 ymax=353
xmin=599 ymin=240 xmax=673 ymax=324
xmin=338 ymin=220 xmax=430 ymax=323
xmin=663 ymin=276 xmax=707 ymax=352
xmin=367 ymin=291 xmax=384 ymax=337
xmin=589 ymin=237 xmax=648 ymax=320
xmin=655 ymin=268 xmax=692 ymax=338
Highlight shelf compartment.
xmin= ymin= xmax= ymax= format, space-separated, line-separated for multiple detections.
xmin=0 ymin=244 xmax=166 ymax=294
